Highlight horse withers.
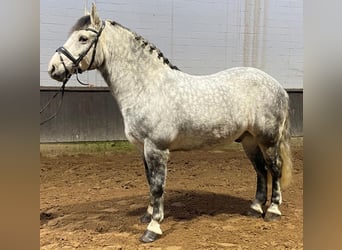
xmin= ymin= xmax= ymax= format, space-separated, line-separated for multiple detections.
xmin=48 ymin=3 xmax=292 ymax=243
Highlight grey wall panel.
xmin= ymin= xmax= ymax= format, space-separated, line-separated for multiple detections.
xmin=288 ymin=90 xmax=303 ymax=137
xmin=40 ymin=88 xmax=126 ymax=142
xmin=41 ymin=0 xmax=303 ymax=89
xmin=40 ymin=88 xmax=303 ymax=143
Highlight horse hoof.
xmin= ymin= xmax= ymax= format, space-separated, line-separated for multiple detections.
xmin=264 ymin=212 xmax=281 ymax=222
xmin=140 ymin=213 xmax=152 ymax=224
xmin=140 ymin=230 xmax=161 ymax=243
xmin=246 ymin=208 xmax=263 ymax=218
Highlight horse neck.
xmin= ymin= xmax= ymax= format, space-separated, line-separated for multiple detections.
xmin=98 ymin=22 xmax=177 ymax=109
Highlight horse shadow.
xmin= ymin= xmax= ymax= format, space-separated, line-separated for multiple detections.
xmin=128 ymin=189 xmax=251 ymax=220
xmin=40 ymin=189 xmax=251 ymax=234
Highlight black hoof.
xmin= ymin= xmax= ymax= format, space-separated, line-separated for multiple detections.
xmin=140 ymin=213 xmax=152 ymax=224
xmin=264 ymin=212 xmax=281 ymax=222
xmin=140 ymin=230 xmax=161 ymax=243
xmin=246 ymin=208 xmax=263 ymax=218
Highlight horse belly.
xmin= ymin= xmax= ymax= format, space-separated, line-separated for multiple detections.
xmin=169 ymin=133 xmax=237 ymax=151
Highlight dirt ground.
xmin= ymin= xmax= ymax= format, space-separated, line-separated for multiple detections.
xmin=40 ymin=139 xmax=303 ymax=249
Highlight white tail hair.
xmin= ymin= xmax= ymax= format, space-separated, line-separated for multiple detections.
xmin=279 ymin=107 xmax=293 ymax=189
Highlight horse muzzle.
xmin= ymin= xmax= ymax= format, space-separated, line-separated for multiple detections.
xmin=48 ymin=53 xmax=73 ymax=82
xmin=48 ymin=64 xmax=67 ymax=82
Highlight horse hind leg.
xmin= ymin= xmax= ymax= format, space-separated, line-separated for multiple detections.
xmin=259 ymin=105 xmax=292 ymax=221
xmin=140 ymin=139 xmax=169 ymax=243
xmin=259 ymin=142 xmax=284 ymax=221
xmin=241 ymin=134 xmax=268 ymax=218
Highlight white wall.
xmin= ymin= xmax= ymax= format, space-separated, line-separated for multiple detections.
xmin=40 ymin=0 xmax=303 ymax=88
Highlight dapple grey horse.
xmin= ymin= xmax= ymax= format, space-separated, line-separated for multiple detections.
xmin=48 ymin=3 xmax=292 ymax=243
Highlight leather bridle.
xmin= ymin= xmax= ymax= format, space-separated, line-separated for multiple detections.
xmin=40 ymin=20 xmax=105 ymax=125
xmin=56 ymin=20 xmax=106 ymax=82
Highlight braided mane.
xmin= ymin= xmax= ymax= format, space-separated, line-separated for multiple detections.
xmin=110 ymin=20 xmax=179 ymax=71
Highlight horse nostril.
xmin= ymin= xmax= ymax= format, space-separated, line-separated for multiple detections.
xmin=49 ymin=65 xmax=56 ymax=75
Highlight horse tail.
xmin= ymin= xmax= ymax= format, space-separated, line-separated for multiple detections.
xmin=278 ymin=104 xmax=293 ymax=189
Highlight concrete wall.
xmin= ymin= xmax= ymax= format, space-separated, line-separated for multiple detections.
xmin=40 ymin=88 xmax=303 ymax=143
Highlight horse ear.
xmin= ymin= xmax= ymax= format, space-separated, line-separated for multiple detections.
xmin=90 ymin=2 xmax=101 ymax=27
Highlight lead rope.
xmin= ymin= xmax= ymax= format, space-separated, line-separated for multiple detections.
xmin=39 ymin=81 xmax=67 ymax=126
xmin=40 ymin=54 xmax=71 ymax=125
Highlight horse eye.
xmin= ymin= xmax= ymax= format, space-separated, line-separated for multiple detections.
xmin=79 ymin=36 xmax=88 ymax=43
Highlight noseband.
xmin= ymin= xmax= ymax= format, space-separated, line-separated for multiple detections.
xmin=56 ymin=20 xmax=106 ymax=80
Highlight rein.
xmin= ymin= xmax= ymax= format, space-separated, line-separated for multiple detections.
xmin=40 ymin=21 xmax=105 ymax=125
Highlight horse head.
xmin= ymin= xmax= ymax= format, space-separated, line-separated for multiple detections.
xmin=48 ymin=3 xmax=105 ymax=82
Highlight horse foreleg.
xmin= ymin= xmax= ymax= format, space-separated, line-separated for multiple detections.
xmin=140 ymin=157 xmax=153 ymax=223
xmin=140 ymin=139 xmax=169 ymax=243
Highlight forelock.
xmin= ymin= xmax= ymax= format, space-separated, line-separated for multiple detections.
xmin=69 ymin=15 xmax=91 ymax=34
